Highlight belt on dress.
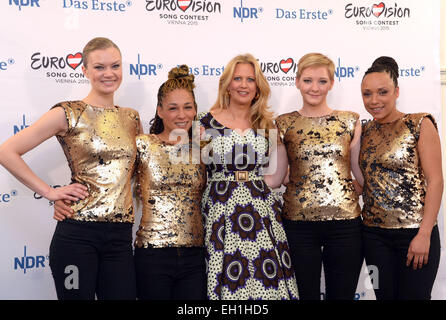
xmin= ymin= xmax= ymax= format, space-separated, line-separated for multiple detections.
xmin=208 ymin=171 xmax=264 ymax=182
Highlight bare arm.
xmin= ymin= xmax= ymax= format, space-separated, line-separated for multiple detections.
xmin=350 ymin=119 xmax=364 ymax=194
xmin=264 ymin=142 xmax=289 ymax=189
xmin=406 ymin=117 xmax=443 ymax=269
xmin=0 ymin=107 xmax=88 ymax=201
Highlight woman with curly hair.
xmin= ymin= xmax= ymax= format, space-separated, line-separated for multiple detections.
xmin=360 ymin=56 xmax=442 ymax=300
xmin=133 ymin=65 xmax=207 ymax=300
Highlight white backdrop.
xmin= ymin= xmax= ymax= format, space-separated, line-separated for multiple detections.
xmin=0 ymin=0 xmax=443 ymax=299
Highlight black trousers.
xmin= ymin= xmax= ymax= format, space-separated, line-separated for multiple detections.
xmin=363 ymin=225 xmax=441 ymax=300
xmin=49 ymin=219 xmax=136 ymax=300
xmin=283 ymin=217 xmax=363 ymax=300
xmin=134 ymin=246 xmax=206 ymax=300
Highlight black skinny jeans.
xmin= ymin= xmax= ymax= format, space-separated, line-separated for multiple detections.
xmin=49 ymin=219 xmax=136 ymax=300
xmin=134 ymin=246 xmax=206 ymax=300
xmin=363 ymin=225 xmax=441 ymax=300
xmin=283 ymin=217 xmax=363 ymax=300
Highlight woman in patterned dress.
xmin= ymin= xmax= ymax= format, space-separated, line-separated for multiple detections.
xmin=359 ymin=56 xmax=442 ymax=299
xmin=198 ymin=53 xmax=298 ymax=300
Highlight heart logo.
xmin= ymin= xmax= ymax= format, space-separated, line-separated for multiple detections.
xmin=372 ymin=2 xmax=385 ymax=17
xmin=279 ymin=58 xmax=294 ymax=74
xmin=177 ymin=0 xmax=192 ymax=12
xmin=66 ymin=53 xmax=83 ymax=70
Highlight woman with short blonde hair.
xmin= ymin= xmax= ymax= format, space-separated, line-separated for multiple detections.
xmin=276 ymin=52 xmax=363 ymax=300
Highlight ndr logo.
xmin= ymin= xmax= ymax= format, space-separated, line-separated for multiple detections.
xmin=0 ymin=58 xmax=15 ymax=71
xmin=233 ymin=0 xmax=263 ymax=22
xmin=130 ymin=54 xmax=162 ymax=80
xmin=14 ymin=246 xmax=48 ymax=274
xmin=335 ymin=58 xmax=359 ymax=82
xmin=9 ymin=0 xmax=40 ymax=10
xmin=14 ymin=114 xmax=30 ymax=134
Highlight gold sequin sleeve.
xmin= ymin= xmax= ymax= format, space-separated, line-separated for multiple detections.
xmin=51 ymin=101 xmax=139 ymax=223
xmin=52 ymin=101 xmax=82 ymax=134
xmin=279 ymin=110 xmax=361 ymax=221
xmin=134 ymin=134 xmax=206 ymax=248
xmin=360 ymin=113 xmax=437 ymax=228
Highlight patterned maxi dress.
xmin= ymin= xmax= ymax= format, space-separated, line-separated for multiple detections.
xmin=199 ymin=112 xmax=299 ymax=300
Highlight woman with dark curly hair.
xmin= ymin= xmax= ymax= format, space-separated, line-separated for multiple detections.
xmin=360 ymin=56 xmax=442 ymax=300
xmin=133 ymin=65 xmax=207 ymax=300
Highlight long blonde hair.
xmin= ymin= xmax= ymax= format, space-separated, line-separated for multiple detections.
xmin=210 ymin=54 xmax=275 ymax=135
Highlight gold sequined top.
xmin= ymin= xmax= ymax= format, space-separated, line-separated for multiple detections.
xmin=52 ymin=101 xmax=140 ymax=223
xmin=276 ymin=110 xmax=361 ymax=221
xmin=134 ymin=134 xmax=206 ymax=248
xmin=360 ymin=113 xmax=437 ymax=229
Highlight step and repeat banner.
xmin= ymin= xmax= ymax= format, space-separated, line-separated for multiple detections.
xmin=0 ymin=0 xmax=443 ymax=299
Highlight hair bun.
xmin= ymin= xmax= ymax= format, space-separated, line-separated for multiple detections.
xmin=371 ymin=56 xmax=399 ymax=78
xmin=168 ymin=64 xmax=195 ymax=83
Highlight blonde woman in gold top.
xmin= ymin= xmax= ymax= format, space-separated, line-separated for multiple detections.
xmin=133 ymin=65 xmax=207 ymax=300
xmin=275 ymin=53 xmax=364 ymax=300
xmin=0 ymin=37 xmax=142 ymax=299
xmin=360 ymin=56 xmax=442 ymax=300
